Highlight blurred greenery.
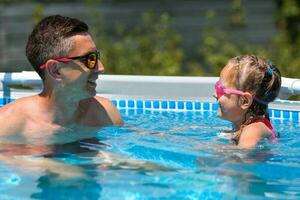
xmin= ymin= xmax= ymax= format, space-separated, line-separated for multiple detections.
xmin=86 ymin=0 xmax=300 ymax=80
xmin=32 ymin=3 xmax=45 ymax=25
xmin=13 ymin=0 xmax=300 ymax=78
xmin=0 ymin=0 xmax=83 ymax=3
xmin=273 ymin=0 xmax=300 ymax=100
xmin=194 ymin=9 xmax=260 ymax=76
xmin=229 ymin=0 xmax=246 ymax=27
xmin=191 ymin=0 xmax=300 ymax=99
xmin=14 ymin=0 xmax=300 ymax=83
xmin=193 ymin=0 xmax=300 ymax=99
xmin=92 ymin=11 xmax=184 ymax=75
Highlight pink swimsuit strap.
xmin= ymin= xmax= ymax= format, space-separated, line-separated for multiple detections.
xmin=253 ymin=118 xmax=276 ymax=140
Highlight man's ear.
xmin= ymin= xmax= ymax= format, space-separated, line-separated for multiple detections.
xmin=239 ymin=92 xmax=253 ymax=110
xmin=45 ymin=60 xmax=62 ymax=80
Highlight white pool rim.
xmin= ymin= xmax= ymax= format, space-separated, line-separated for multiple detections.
xmin=0 ymin=71 xmax=300 ymax=112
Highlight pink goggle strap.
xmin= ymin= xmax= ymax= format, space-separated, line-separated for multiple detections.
xmin=214 ymin=81 xmax=268 ymax=105
xmin=215 ymin=81 xmax=245 ymax=98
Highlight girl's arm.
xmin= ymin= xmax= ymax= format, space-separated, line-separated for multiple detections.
xmin=237 ymin=123 xmax=270 ymax=149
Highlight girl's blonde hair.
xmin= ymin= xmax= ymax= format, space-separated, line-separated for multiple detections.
xmin=226 ymin=55 xmax=281 ymax=122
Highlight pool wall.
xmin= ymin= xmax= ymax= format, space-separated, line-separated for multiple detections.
xmin=1 ymin=71 xmax=300 ymax=121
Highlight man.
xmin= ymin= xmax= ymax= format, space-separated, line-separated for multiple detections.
xmin=0 ymin=15 xmax=123 ymax=145
xmin=0 ymin=16 xmax=163 ymax=188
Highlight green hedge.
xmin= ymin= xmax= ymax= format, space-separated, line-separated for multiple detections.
xmin=29 ymin=0 xmax=300 ymax=100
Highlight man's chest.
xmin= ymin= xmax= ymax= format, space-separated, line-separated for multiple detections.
xmin=20 ymin=121 xmax=100 ymax=145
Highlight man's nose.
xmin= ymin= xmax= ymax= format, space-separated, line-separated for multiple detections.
xmin=96 ymin=59 xmax=105 ymax=74
xmin=213 ymin=92 xmax=218 ymax=100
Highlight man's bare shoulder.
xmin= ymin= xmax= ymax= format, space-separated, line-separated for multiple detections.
xmin=79 ymin=96 xmax=123 ymax=126
xmin=91 ymin=96 xmax=123 ymax=125
xmin=93 ymin=96 xmax=117 ymax=108
xmin=0 ymin=95 xmax=38 ymax=111
xmin=0 ymin=96 xmax=36 ymax=135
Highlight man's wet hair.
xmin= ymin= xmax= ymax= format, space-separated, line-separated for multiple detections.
xmin=26 ymin=15 xmax=89 ymax=80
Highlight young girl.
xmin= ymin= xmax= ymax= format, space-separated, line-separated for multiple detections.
xmin=214 ymin=55 xmax=281 ymax=148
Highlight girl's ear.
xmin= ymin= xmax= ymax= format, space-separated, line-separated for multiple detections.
xmin=45 ymin=60 xmax=62 ymax=81
xmin=240 ymin=92 xmax=253 ymax=110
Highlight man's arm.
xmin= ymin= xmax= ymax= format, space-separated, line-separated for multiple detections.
xmin=0 ymin=142 xmax=91 ymax=181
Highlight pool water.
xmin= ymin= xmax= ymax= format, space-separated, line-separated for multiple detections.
xmin=0 ymin=108 xmax=300 ymax=199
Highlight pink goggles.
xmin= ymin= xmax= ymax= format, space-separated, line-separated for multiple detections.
xmin=214 ymin=80 xmax=245 ymax=99
xmin=214 ymin=80 xmax=267 ymax=105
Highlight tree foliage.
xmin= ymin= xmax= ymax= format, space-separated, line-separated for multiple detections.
xmin=93 ymin=11 xmax=184 ymax=75
xmin=29 ymin=0 xmax=300 ymax=82
xmin=194 ymin=0 xmax=300 ymax=99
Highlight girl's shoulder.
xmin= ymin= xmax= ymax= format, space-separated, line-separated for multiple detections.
xmin=238 ymin=122 xmax=273 ymax=148
xmin=243 ymin=122 xmax=272 ymax=136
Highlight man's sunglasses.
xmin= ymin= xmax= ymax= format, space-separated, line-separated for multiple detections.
xmin=40 ymin=50 xmax=100 ymax=70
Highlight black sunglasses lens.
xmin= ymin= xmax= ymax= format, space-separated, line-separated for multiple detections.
xmin=86 ymin=52 xmax=98 ymax=69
